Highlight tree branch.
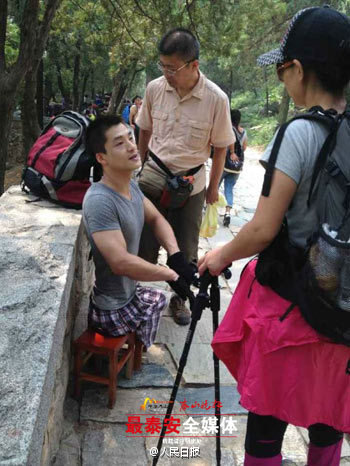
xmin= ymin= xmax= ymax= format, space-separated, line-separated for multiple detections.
xmin=185 ymin=0 xmax=200 ymax=42
xmin=13 ymin=0 xmax=40 ymax=75
xmin=247 ymin=16 xmax=292 ymax=53
xmin=107 ymin=0 xmax=142 ymax=48
xmin=132 ymin=0 xmax=160 ymax=25
xmin=35 ymin=0 xmax=62 ymax=62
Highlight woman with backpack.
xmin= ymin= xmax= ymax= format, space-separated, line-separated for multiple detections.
xmin=199 ymin=6 xmax=350 ymax=465
xmin=220 ymin=109 xmax=248 ymax=227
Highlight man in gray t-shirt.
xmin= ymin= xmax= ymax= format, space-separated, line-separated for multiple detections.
xmin=82 ymin=116 xmax=194 ymax=347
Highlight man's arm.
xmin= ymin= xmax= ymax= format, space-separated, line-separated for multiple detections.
xmin=206 ymin=146 xmax=227 ymax=204
xmin=143 ymin=197 xmax=179 ymax=255
xmin=138 ymin=129 xmax=152 ymax=163
xmin=92 ymin=229 xmax=178 ymax=282
xmin=129 ymin=105 xmax=137 ymax=128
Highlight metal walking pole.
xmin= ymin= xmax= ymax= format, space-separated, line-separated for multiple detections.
xmin=210 ymin=268 xmax=232 ymax=466
xmin=152 ymin=268 xmax=231 ymax=466
xmin=210 ymin=276 xmax=222 ymax=465
xmin=152 ymin=272 xmax=211 ymax=466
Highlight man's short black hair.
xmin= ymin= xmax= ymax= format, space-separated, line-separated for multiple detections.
xmin=86 ymin=115 xmax=124 ymax=155
xmin=158 ymin=28 xmax=199 ymax=61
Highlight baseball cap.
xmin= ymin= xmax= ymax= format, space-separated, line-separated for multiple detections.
xmin=257 ymin=6 xmax=350 ymax=66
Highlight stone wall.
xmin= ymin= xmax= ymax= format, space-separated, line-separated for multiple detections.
xmin=0 ymin=186 xmax=94 ymax=466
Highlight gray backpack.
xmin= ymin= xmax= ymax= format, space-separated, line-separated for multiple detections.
xmin=259 ymin=106 xmax=350 ymax=345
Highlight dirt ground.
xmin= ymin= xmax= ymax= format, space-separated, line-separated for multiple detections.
xmin=4 ymin=164 xmax=23 ymax=191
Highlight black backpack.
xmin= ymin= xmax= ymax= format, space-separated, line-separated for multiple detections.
xmin=224 ymin=126 xmax=244 ymax=173
xmin=256 ymin=106 xmax=350 ymax=346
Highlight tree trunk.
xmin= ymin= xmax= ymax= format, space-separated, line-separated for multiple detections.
xmin=90 ymin=68 xmax=95 ymax=102
xmin=106 ymin=76 xmax=119 ymax=115
xmin=0 ymin=0 xmax=61 ymax=195
xmin=107 ymin=63 xmax=139 ymax=115
xmin=228 ymin=68 xmax=233 ymax=106
xmin=0 ymin=91 xmax=17 ymax=195
xmin=79 ymin=71 xmax=89 ymax=111
xmin=278 ymin=87 xmax=290 ymax=126
xmin=36 ymin=59 xmax=44 ymax=128
xmin=21 ymin=67 xmax=41 ymax=160
xmin=55 ymin=60 xmax=70 ymax=108
xmin=107 ymin=70 xmax=127 ymax=115
xmin=44 ymin=75 xmax=55 ymax=115
xmin=72 ymin=38 xmax=81 ymax=111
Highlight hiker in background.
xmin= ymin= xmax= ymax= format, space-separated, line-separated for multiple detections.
xmin=220 ymin=109 xmax=248 ymax=227
xmin=129 ymin=95 xmax=142 ymax=144
xmin=95 ymin=94 xmax=103 ymax=106
xmin=84 ymin=103 xmax=97 ymax=121
xmin=83 ymin=115 xmax=195 ymax=348
xmin=199 ymin=6 xmax=350 ymax=465
xmin=121 ymin=99 xmax=132 ymax=124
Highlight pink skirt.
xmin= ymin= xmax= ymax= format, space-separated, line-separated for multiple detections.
xmin=212 ymin=260 xmax=350 ymax=433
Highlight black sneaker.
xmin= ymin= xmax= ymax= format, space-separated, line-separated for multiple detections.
xmin=223 ymin=214 xmax=230 ymax=227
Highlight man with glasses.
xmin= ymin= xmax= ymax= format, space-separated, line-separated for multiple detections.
xmin=136 ymin=28 xmax=234 ymax=326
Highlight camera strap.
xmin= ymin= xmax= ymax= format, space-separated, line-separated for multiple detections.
xmin=148 ymin=150 xmax=203 ymax=178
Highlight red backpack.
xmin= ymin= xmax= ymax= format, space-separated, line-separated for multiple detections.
xmin=22 ymin=111 xmax=93 ymax=209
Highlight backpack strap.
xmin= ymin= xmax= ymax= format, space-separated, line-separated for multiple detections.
xmin=232 ymin=126 xmax=243 ymax=158
xmin=261 ymin=107 xmax=339 ymax=198
xmin=148 ymin=150 xmax=203 ymax=178
xmin=261 ymin=121 xmax=291 ymax=196
xmin=306 ymin=113 xmax=342 ymax=206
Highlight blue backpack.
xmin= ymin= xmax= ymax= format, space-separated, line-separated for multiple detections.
xmin=121 ymin=104 xmax=131 ymax=123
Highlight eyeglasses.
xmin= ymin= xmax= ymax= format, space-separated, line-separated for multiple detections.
xmin=157 ymin=60 xmax=193 ymax=76
xmin=276 ymin=61 xmax=294 ymax=82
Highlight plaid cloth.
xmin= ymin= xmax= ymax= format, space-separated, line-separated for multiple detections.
xmin=88 ymin=286 xmax=166 ymax=348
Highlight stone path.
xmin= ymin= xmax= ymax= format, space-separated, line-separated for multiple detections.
xmin=53 ymin=147 xmax=350 ymax=465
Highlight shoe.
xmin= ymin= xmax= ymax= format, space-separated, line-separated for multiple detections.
xmin=168 ymin=295 xmax=191 ymax=325
xmin=223 ymin=214 xmax=230 ymax=227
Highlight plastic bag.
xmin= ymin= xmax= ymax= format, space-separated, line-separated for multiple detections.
xmin=199 ymin=194 xmax=226 ymax=238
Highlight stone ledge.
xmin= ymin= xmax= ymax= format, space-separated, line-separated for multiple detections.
xmin=0 ymin=187 xmax=92 ymax=466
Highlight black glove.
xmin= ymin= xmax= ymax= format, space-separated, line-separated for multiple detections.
xmin=167 ymin=276 xmax=192 ymax=301
xmin=167 ymin=252 xmax=197 ymax=286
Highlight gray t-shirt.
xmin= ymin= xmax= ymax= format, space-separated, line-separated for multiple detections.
xmin=260 ymin=119 xmax=329 ymax=248
xmin=82 ymin=180 xmax=144 ymax=310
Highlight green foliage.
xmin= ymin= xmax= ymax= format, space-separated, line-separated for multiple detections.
xmin=230 ymin=86 xmax=292 ymax=147
xmin=5 ymin=18 xmax=19 ymax=65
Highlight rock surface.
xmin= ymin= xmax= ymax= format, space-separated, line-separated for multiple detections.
xmin=0 ymin=187 xmax=93 ymax=466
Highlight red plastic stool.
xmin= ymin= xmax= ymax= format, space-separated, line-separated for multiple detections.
xmin=73 ymin=329 xmax=143 ymax=408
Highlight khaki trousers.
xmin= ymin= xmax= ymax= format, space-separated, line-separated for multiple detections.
xmin=138 ymin=184 xmax=206 ymax=264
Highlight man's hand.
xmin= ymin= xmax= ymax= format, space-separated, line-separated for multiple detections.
xmin=205 ymin=184 xmax=219 ymax=205
xmin=167 ymin=251 xmax=196 ymax=286
xmin=167 ymin=276 xmax=192 ymax=301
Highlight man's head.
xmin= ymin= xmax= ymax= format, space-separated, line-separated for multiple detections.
xmin=158 ymin=28 xmax=200 ymax=89
xmin=86 ymin=116 xmax=141 ymax=176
